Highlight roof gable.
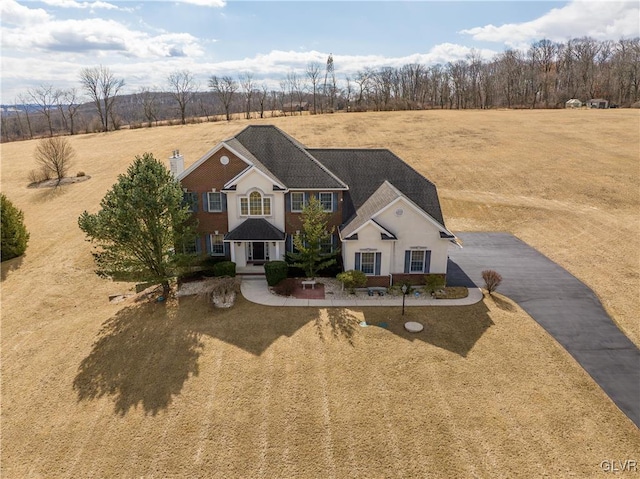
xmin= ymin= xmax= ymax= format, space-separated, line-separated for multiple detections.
xmin=232 ymin=125 xmax=347 ymax=189
xmin=309 ymin=148 xmax=446 ymax=227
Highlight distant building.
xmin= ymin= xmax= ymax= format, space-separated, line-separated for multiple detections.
xmin=565 ymin=99 xmax=582 ymax=109
xmin=587 ymin=98 xmax=609 ymax=109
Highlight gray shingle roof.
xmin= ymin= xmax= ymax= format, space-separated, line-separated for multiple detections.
xmin=308 ymin=148 xmax=446 ymax=227
xmin=232 ymin=126 xmax=347 ymax=189
xmin=225 ymin=218 xmax=285 ymax=241
xmin=341 ymin=181 xmax=402 ymax=237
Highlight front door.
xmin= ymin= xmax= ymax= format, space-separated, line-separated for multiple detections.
xmin=251 ymin=242 xmax=265 ymax=263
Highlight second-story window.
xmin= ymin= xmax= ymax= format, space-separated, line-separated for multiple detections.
xmin=290 ymin=192 xmax=305 ymax=212
xmin=207 ymin=192 xmax=222 ymax=212
xmin=240 ymin=191 xmax=271 ymax=216
xmin=319 ymin=192 xmax=333 ymax=212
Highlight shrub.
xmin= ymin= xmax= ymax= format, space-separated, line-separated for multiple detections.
xmin=212 ymin=261 xmax=236 ymax=277
xmin=76 ymin=171 xmax=86 ymax=177
xmin=27 ymin=169 xmax=47 ymax=185
xmin=424 ymin=274 xmax=446 ymax=294
xmin=482 ymin=270 xmax=502 ymax=295
xmin=264 ymin=260 xmax=288 ymax=286
xmin=1 ymin=193 xmax=30 ymax=261
xmin=273 ymin=278 xmax=296 ymax=296
xmin=336 ymin=269 xmax=367 ymax=293
xmin=201 ymin=277 xmax=241 ymax=307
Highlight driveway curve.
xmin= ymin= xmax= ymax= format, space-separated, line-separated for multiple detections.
xmin=447 ymin=232 xmax=639 ymax=427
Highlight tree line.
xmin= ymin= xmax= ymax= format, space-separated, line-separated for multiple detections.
xmin=2 ymin=37 xmax=638 ymax=142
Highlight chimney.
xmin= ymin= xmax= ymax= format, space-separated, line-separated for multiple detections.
xmin=169 ymin=149 xmax=184 ymax=177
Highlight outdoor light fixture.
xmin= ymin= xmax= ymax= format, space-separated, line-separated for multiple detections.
xmin=236 ymin=242 xmax=241 ymax=246
xmin=401 ymin=284 xmax=408 ymax=316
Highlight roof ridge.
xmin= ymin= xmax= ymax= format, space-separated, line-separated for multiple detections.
xmin=268 ymin=125 xmax=349 ymax=189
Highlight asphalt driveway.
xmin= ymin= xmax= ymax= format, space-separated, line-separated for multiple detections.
xmin=447 ymin=232 xmax=639 ymax=428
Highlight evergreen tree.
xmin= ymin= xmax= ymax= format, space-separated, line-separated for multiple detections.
xmin=78 ymin=153 xmax=197 ymax=297
xmin=287 ymin=196 xmax=337 ymax=278
xmin=1 ymin=193 xmax=30 ymax=262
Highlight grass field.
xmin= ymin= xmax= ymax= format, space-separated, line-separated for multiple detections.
xmin=2 ymin=110 xmax=639 ymax=477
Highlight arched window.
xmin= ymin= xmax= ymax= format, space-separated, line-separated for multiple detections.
xmin=249 ymin=191 xmax=262 ymax=215
xmin=240 ymin=190 xmax=272 ymax=216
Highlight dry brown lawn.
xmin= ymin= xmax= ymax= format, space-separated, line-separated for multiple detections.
xmin=2 ymin=110 xmax=639 ymax=478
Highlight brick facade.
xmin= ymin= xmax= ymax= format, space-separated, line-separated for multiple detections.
xmin=180 ymin=147 xmax=247 ymax=235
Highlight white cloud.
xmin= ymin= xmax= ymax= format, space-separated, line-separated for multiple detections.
xmin=1 ymin=44 xmax=502 ymax=102
xmin=1 ymin=3 xmax=205 ymax=59
xmin=40 ymin=0 xmax=120 ymax=10
xmin=460 ymin=0 xmax=639 ymax=47
xmin=0 ymin=0 xmax=50 ymax=26
xmin=175 ymin=0 xmax=226 ymax=7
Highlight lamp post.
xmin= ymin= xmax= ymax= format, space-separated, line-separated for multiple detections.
xmin=401 ymin=284 xmax=408 ymax=316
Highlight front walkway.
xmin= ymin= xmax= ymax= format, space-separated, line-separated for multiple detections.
xmin=240 ymin=276 xmax=483 ymax=307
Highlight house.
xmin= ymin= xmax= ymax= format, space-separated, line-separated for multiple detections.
xmin=587 ymin=98 xmax=609 ymax=109
xmin=175 ymin=125 xmax=458 ymax=286
xmin=565 ymin=98 xmax=582 ymax=109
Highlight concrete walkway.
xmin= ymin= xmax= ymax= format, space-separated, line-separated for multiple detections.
xmin=448 ymin=232 xmax=640 ymax=428
xmin=240 ymin=277 xmax=483 ymax=307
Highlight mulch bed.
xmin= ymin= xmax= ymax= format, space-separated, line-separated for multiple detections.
xmin=274 ymin=278 xmax=325 ymax=299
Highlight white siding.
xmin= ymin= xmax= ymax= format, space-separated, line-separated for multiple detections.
xmin=227 ymin=169 xmax=285 ymax=231
xmin=341 ymin=197 xmax=451 ymax=275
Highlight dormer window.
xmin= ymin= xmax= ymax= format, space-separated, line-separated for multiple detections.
xmin=240 ymin=190 xmax=271 ymax=216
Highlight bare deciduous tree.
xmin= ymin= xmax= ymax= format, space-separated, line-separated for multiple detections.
xmin=34 ymin=137 xmax=75 ymax=182
xmin=29 ymin=85 xmax=58 ymax=136
xmin=239 ymin=72 xmax=255 ymax=120
xmin=167 ymin=70 xmax=197 ymax=125
xmin=79 ymin=65 xmax=125 ymax=132
xmin=209 ymin=75 xmax=238 ymax=121
xmin=306 ymin=62 xmax=321 ymax=114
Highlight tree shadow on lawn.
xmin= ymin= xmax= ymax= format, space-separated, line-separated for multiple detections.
xmin=74 ymin=294 xmax=493 ymax=415
xmin=1 ymin=255 xmax=24 ymax=281
xmin=73 ymin=295 xmax=315 ymax=415
xmin=358 ymin=301 xmax=494 ymax=358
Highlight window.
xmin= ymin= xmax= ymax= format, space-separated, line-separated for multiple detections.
xmin=410 ymin=250 xmax=426 ymax=272
xmin=404 ymin=249 xmax=431 ymax=273
xmin=249 ymin=191 xmax=262 ymax=215
xmin=210 ymin=234 xmax=224 ymax=255
xmin=291 ymin=192 xmax=305 ymax=212
xmin=320 ymin=234 xmax=334 ymax=254
xmin=207 ymin=192 xmax=222 ymax=212
xmin=240 ymin=191 xmax=271 ymax=216
xmin=319 ymin=192 xmax=333 ymax=212
xmin=360 ymin=252 xmax=376 ymax=275
xmin=182 ymin=192 xmax=197 ymax=212
xmin=182 ymin=238 xmax=198 ymax=255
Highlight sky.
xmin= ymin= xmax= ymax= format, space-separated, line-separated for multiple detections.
xmin=1 ymin=0 xmax=638 ymax=103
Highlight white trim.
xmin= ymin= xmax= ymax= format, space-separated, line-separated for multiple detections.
xmin=318 ymin=192 xmax=333 ymax=212
xmin=209 ymin=233 xmax=225 ymax=256
xmin=207 ymin=191 xmax=223 ymax=212
xmin=177 ymin=142 xmax=253 ymax=181
xmin=224 ymin=165 xmax=287 ymax=191
xmin=342 ymin=218 xmax=396 ymax=239
xmin=373 ymin=184 xmax=456 ymax=239
xmin=290 ymin=191 xmax=305 ymax=212
xmin=359 ymin=251 xmax=379 ymax=276
xmin=288 ymin=187 xmax=348 ymax=191
xmin=238 ymin=188 xmax=273 ymax=217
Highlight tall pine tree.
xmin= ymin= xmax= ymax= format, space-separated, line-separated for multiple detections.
xmin=78 ymin=153 xmax=197 ymax=297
